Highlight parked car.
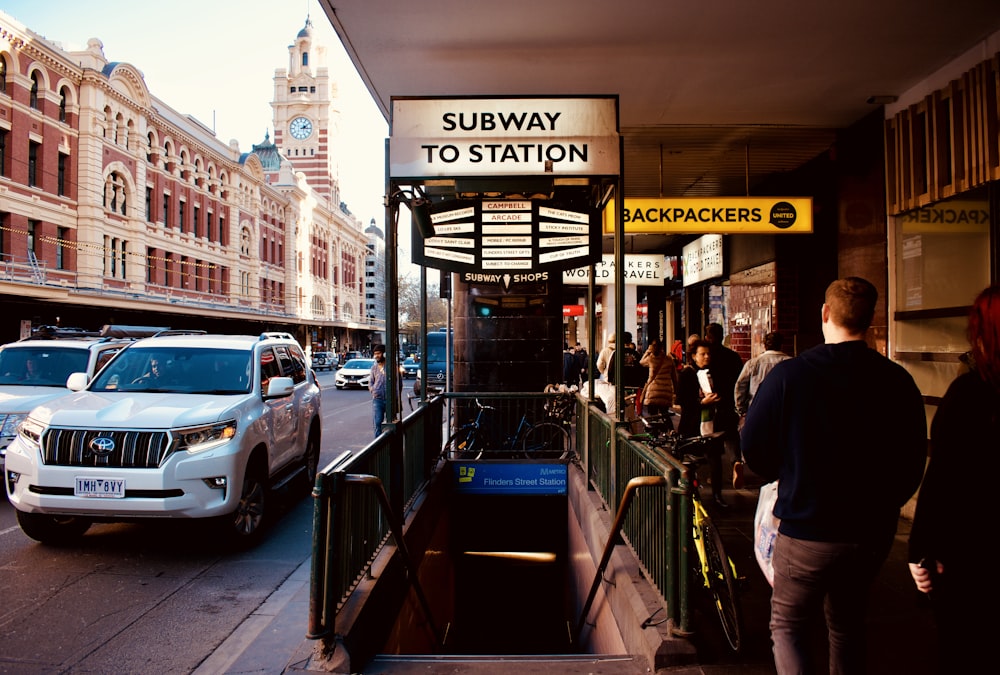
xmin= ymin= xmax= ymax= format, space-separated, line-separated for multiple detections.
xmin=335 ymin=358 xmax=375 ymax=389
xmin=400 ymin=357 xmax=419 ymax=379
xmin=4 ymin=331 xmax=321 ymax=547
xmin=343 ymin=350 xmax=364 ymax=361
xmin=0 ymin=325 xmax=161 ymax=470
xmin=311 ymin=351 xmax=336 ymax=371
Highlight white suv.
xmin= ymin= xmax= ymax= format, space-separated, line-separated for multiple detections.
xmin=0 ymin=328 xmax=144 ymax=470
xmin=4 ymin=331 xmax=321 ymax=547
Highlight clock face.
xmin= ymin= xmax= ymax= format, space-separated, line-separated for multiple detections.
xmin=289 ymin=116 xmax=313 ymax=140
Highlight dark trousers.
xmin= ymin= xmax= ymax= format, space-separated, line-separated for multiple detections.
xmin=770 ymin=533 xmax=891 ymax=674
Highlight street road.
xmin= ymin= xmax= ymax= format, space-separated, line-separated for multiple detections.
xmin=0 ymin=371 xmax=372 ymax=673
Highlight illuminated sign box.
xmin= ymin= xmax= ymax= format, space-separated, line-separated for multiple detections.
xmin=412 ymin=199 xmax=602 ymax=276
xmin=563 ymin=254 xmax=668 ymax=285
xmin=390 ymin=96 xmax=620 ymax=178
xmin=682 ymin=234 xmax=724 ymax=286
xmin=452 ymin=462 xmax=568 ymax=495
xmin=603 ymin=197 xmax=813 ymax=234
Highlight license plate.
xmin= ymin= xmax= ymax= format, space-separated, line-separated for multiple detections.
xmin=75 ymin=477 xmax=126 ymax=498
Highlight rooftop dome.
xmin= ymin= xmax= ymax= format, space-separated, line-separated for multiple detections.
xmin=297 ymin=16 xmax=314 ymax=39
xmin=250 ymin=131 xmax=282 ymax=172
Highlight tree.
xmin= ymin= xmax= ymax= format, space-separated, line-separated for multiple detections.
xmin=397 ymin=271 xmax=450 ymax=333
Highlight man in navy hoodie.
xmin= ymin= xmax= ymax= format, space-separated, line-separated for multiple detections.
xmin=741 ymin=277 xmax=926 ymax=674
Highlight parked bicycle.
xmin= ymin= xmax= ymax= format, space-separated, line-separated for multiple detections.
xmin=443 ymin=398 xmax=571 ymax=460
xmin=651 ymin=431 xmax=744 ymax=652
xmin=631 ymin=411 xmax=678 ymax=446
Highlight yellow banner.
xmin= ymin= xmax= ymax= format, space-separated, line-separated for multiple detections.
xmin=603 ymin=197 xmax=813 ymax=234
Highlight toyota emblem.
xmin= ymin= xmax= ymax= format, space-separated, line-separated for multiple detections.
xmin=90 ymin=436 xmax=116 ymax=456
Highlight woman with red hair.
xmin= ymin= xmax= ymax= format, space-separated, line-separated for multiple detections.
xmin=908 ymin=284 xmax=1000 ymax=672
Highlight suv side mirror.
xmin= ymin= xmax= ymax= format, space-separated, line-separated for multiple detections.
xmin=264 ymin=376 xmax=294 ymax=399
xmin=66 ymin=372 xmax=89 ymax=391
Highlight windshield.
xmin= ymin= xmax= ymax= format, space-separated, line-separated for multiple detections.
xmin=89 ymin=347 xmax=252 ymax=394
xmin=0 ymin=346 xmax=90 ymax=387
xmin=343 ymin=359 xmax=374 ymax=370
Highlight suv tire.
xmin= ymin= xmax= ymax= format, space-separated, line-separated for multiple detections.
xmin=16 ymin=511 xmax=92 ymax=545
xmin=301 ymin=425 xmax=321 ymax=492
xmin=224 ymin=457 xmax=268 ymax=546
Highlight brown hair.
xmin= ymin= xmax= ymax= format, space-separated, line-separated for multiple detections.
xmin=825 ymin=277 xmax=877 ymax=335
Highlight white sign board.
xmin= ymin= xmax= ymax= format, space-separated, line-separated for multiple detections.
xmin=682 ymin=234 xmax=724 ymax=286
xmin=563 ymin=254 xmax=667 ymax=286
xmin=390 ymin=97 xmax=620 ymax=178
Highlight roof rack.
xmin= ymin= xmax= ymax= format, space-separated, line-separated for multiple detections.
xmin=100 ymin=325 xmax=171 ymax=339
xmin=27 ymin=325 xmax=102 ymax=340
xmin=152 ymin=329 xmax=208 ymax=337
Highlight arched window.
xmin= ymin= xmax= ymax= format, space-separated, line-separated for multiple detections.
xmin=59 ymin=87 xmax=68 ymax=122
xmin=103 ymin=171 xmax=128 ymax=215
xmin=29 ymin=72 xmax=40 ymax=109
xmin=240 ymin=226 xmax=252 ymax=256
xmin=0 ymin=56 xmax=7 ymax=95
xmin=302 ymin=52 xmax=309 ymax=67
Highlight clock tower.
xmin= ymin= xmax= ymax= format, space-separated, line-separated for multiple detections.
xmin=271 ymin=17 xmax=340 ymax=202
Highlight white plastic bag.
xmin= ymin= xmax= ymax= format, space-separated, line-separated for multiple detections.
xmin=754 ymin=480 xmax=780 ymax=587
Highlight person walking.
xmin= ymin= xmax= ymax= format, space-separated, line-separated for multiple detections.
xmin=677 ymin=339 xmax=727 ymax=508
xmin=639 ymin=338 xmax=678 ymax=418
xmin=596 ymin=333 xmax=616 ymax=379
xmin=732 ymin=331 xmax=791 ymax=487
xmin=741 ymin=277 xmax=927 ymax=674
xmin=368 ymin=344 xmax=388 ymax=438
xmin=704 ymin=322 xmax=744 ymax=482
xmin=908 ymin=284 xmax=1000 ymax=673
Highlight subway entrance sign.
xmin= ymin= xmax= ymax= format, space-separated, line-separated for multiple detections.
xmin=451 ymin=462 xmax=568 ymax=496
xmin=390 ymin=96 xmax=620 ymax=275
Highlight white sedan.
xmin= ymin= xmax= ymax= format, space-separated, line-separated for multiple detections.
xmin=334 ymin=358 xmax=375 ymax=389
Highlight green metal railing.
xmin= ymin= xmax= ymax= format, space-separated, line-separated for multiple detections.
xmin=307 ymin=395 xmax=443 ymax=639
xmin=307 ymin=391 xmax=698 ymax=643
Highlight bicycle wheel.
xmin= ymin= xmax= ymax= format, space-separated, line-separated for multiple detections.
xmin=521 ymin=422 xmax=570 ymax=459
xmin=698 ymin=514 xmax=743 ymax=652
xmin=444 ymin=425 xmax=485 ymax=460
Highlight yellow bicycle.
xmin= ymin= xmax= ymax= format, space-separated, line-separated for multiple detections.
xmin=661 ymin=432 xmax=744 ymax=652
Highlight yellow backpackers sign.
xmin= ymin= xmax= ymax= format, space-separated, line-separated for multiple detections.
xmin=603 ymin=197 xmax=813 ymax=234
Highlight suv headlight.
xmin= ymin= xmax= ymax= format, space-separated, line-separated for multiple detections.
xmin=16 ymin=416 xmax=43 ymax=448
xmin=174 ymin=421 xmax=237 ymax=453
xmin=2 ymin=413 xmax=28 ymax=439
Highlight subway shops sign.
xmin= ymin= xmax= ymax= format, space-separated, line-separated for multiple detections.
xmin=603 ymin=197 xmax=813 ymax=234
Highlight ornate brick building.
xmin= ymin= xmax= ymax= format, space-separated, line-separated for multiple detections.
xmin=0 ymin=12 xmax=379 ymax=352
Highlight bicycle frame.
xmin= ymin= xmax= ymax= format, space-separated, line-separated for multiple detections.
xmin=657 ymin=434 xmax=743 ymax=652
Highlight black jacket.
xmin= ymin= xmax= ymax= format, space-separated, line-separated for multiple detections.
xmin=741 ymin=340 xmax=926 ymax=543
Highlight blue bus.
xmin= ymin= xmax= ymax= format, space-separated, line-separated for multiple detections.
xmin=425 ymin=328 xmax=452 ymax=386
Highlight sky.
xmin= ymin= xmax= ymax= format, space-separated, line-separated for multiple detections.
xmin=3 ymin=0 xmax=391 ymax=244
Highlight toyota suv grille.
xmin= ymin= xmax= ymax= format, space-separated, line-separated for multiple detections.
xmin=41 ymin=428 xmax=172 ymax=468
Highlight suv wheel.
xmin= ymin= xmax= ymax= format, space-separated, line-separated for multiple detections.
xmin=16 ymin=511 xmax=92 ymax=545
xmin=302 ymin=425 xmax=321 ymax=490
xmin=224 ymin=460 xmax=267 ymax=546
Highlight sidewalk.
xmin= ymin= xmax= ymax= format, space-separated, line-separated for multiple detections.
xmin=198 ymin=486 xmax=939 ymax=674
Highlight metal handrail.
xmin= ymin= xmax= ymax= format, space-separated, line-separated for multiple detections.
xmin=573 ymin=474 xmax=667 ymax=643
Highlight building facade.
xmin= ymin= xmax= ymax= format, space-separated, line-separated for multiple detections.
xmin=0 ymin=12 xmax=381 ymax=350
